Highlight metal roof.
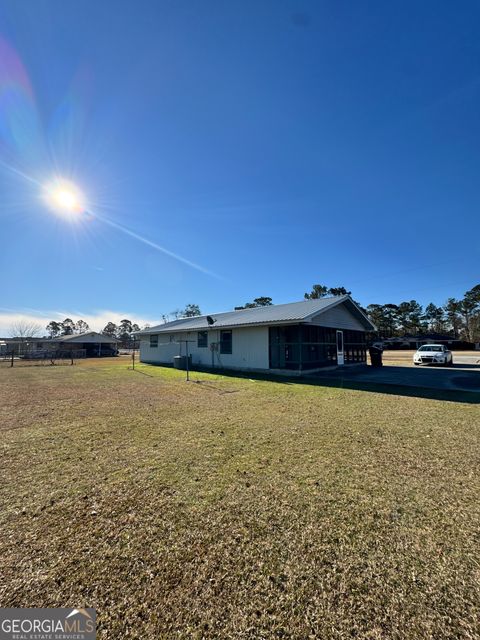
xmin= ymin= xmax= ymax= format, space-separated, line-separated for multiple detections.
xmin=135 ymin=296 xmax=376 ymax=334
xmin=53 ymin=332 xmax=118 ymax=343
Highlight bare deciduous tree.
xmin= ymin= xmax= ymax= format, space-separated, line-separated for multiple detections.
xmin=9 ymin=320 xmax=41 ymax=340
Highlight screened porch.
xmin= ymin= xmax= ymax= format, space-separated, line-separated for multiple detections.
xmin=269 ymin=325 xmax=367 ymax=371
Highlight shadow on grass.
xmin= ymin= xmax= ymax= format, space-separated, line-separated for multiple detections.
xmin=182 ymin=365 xmax=480 ymax=405
xmin=307 ymin=377 xmax=480 ymax=404
xmin=129 ymin=367 xmax=154 ymax=377
xmin=191 ymin=380 xmax=240 ymax=394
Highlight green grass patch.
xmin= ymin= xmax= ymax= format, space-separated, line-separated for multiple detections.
xmin=1 ymin=358 xmax=479 ymax=638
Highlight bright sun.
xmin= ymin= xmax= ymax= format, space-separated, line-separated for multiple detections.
xmin=45 ymin=180 xmax=86 ymax=217
xmin=54 ymin=188 xmax=78 ymax=210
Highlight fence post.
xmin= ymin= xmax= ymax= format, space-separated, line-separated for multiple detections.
xmin=11 ymin=351 xmax=14 ymax=368
xmin=71 ymin=350 xmax=74 ymax=365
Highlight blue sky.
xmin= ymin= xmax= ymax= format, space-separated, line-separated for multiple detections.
xmin=1 ymin=0 xmax=479 ymax=333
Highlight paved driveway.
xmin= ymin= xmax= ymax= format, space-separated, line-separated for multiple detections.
xmin=314 ymin=351 xmax=480 ymax=393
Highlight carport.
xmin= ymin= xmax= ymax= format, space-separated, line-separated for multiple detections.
xmin=51 ymin=332 xmax=118 ymax=357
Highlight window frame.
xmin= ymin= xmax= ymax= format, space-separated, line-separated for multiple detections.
xmin=220 ymin=330 xmax=232 ymax=354
xmin=197 ymin=331 xmax=208 ymax=348
xmin=150 ymin=334 xmax=158 ymax=348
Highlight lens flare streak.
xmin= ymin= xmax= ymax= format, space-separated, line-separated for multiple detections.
xmin=93 ymin=211 xmax=221 ymax=279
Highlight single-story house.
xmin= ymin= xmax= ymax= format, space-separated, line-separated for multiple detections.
xmin=2 ymin=332 xmax=118 ymax=358
xmin=134 ymin=296 xmax=376 ymax=374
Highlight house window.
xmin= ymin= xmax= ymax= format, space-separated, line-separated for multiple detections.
xmin=220 ymin=330 xmax=232 ymax=354
xmin=198 ymin=331 xmax=208 ymax=348
xmin=150 ymin=335 xmax=158 ymax=348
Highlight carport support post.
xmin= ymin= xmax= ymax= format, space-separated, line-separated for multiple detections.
xmin=11 ymin=351 xmax=14 ymax=368
xmin=186 ymin=340 xmax=190 ymax=382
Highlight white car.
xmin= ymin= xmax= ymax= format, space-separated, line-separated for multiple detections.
xmin=413 ymin=344 xmax=453 ymax=366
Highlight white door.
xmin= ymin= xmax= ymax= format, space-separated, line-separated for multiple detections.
xmin=336 ymin=330 xmax=344 ymax=366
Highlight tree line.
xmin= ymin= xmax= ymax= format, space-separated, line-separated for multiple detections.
xmin=42 ymin=318 xmax=142 ymax=344
xmin=302 ymin=282 xmax=480 ymax=342
xmin=9 ymin=284 xmax=480 ymax=344
xmin=366 ymin=285 xmax=480 ymax=341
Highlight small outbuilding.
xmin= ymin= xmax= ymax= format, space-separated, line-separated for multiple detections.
xmin=135 ymin=296 xmax=376 ymax=374
xmin=50 ymin=332 xmax=119 ymax=357
xmin=18 ymin=332 xmax=119 ymax=358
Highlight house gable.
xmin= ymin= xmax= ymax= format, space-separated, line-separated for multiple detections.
xmin=309 ymin=301 xmax=367 ymax=332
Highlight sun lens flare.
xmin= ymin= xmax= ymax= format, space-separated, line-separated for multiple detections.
xmin=54 ymin=188 xmax=78 ymax=210
xmin=44 ymin=179 xmax=86 ymax=217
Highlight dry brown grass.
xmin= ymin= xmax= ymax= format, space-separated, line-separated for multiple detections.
xmin=1 ymin=358 xmax=479 ymax=639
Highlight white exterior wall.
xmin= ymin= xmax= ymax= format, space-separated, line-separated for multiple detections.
xmin=139 ymin=332 xmax=179 ymax=364
xmin=310 ymin=305 xmax=366 ymax=331
xmin=139 ymin=325 xmax=269 ymax=371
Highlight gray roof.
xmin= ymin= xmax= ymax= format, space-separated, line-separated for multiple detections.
xmin=135 ymin=296 xmax=376 ymax=334
xmin=0 ymin=333 xmax=118 ymax=343
xmin=52 ymin=332 xmax=118 ymax=343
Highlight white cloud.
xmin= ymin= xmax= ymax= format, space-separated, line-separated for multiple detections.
xmin=0 ymin=309 xmax=159 ymax=337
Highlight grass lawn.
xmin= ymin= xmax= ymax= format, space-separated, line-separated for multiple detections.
xmin=1 ymin=358 xmax=479 ymax=639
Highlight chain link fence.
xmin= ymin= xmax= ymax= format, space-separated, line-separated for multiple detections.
xmin=0 ymin=348 xmax=87 ymax=367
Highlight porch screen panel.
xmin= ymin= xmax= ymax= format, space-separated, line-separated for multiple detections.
xmin=343 ymin=330 xmax=367 ymax=363
xmin=269 ymin=325 xmax=337 ymax=370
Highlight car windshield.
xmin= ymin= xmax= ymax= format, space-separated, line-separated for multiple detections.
xmin=418 ymin=345 xmax=443 ymax=352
